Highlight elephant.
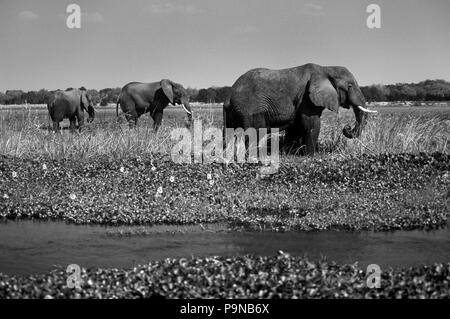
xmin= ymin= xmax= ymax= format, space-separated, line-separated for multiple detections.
xmin=223 ymin=63 xmax=377 ymax=155
xmin=47 ymin=87 xmax=95 ymax=133
xmin=116 ymin=79 xmax=193 ymax=130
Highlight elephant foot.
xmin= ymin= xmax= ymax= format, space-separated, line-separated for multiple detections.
xmin=281 ymin=136 xmax=318 ymax=156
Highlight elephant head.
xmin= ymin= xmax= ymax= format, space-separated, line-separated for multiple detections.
xmin=160 ymin=79 xmax=193 ymax=127
xmin=79 ymin=88 xmax=95 ymax=123
xmin=310 ymin=66 xmax=377 ymax=139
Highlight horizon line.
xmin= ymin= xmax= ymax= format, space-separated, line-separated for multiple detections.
xmin=2 ymin=78 xmax=450 ymax=93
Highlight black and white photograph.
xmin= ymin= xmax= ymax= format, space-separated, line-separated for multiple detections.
xmin=0 ymin=0 xmax=449 ymax=303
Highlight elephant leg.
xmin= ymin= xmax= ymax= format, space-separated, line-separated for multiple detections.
xmin=52 ymin=121 xmax=61 ymax=133
xmin=76 ymin=111 xmax=85 ymax=133
xmin=124 ymin=109 xmax=138 ymax=128
xmin=120 ymin=108 xmax=135 ymax=128
xmin=152 ymin=111 xmax=163 ymax=132
xmin=283 ymin=107 xmax=304 ymax=153
xmin=121 ymin=95 xmax=138 ymax=128
xmin=69 ymin=117 xmax=77 ymax=133
xmin=284 ymin=125 xmax=303 ymax=151
xmin=126 ymin=113 xmax=137 ymax=127
xmin=299 ymin=114 xmax=321 ymax=155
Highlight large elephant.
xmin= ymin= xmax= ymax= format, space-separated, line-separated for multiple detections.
xmin=224 ymin=63 xmax=376 ymax=155
xmin=47 ymin=87 xmax=95 ymax=133
xmin=116 ymin=79 xmax=193 ymax=130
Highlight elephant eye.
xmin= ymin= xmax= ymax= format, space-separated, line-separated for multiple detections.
xmin=348 ymin=83 xmax=353 ymax=88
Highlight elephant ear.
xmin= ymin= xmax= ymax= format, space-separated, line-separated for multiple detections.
xmin=80 ymin=91 xmax=90 ymax=110
xmin=160 ymin=79 xmax=174 ymax=104
xmin=308 ymin=74 xmax=339 ymax=112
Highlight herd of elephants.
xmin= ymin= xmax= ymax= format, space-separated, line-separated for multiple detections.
xmin=47 ymin=63 xmax=377 ymax=155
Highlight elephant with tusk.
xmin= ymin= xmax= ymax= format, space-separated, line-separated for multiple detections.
xmin=224 ymin=63 xmax=377 ymax=155
xmin=116 ymin=79 xmax=193 ymax=131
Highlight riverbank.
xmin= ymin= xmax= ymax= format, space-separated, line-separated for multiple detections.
xmin=1 ymin=152 xmax=448 ymax=231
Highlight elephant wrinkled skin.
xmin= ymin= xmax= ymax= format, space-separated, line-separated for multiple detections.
xmin=224 ymin=63 xmax=377 ymax=155
xmin=117 ymin=79 xmax=193 ymax=130
xmin=47 ymin=87 xmax=95 ymax=133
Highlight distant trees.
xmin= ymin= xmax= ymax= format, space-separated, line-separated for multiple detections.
xmin=0 ymin=92 xmax=7 ymax=104
xmin=193 ymin=81 xmax=450 ymax=104
xmin=214 ymin=87 xmax=232 ymax=103
xmin=1 ymin=80 xmax=449 ymax=106
xmin=0 ymin=88 xmax=94 ymax=105
xmin=361 ymin=80 xmax=450 ymax=102
xmin=361 ymin=84 xmax=389 ymax=102
xmin=0 ymin=89 xmax=52 ymax=105
xmin=185 ymin=87 xmax=199 ymax=101
xmin=3 ymin=90 xmax=24 ymax=104
xmin=419 ymin=79 xmax=450 ymax=100
xmin=98 ymin=88 xmax=121 ymax=106
xmin=0 ymin=88 xmax=121 ymax=106
xmin=196 ymin=89 xmax=208 ymax=103
xmin=87 ymin=89 xmax=101 ymax=105
xmin=206 ymin=88 xmax=217 ymax=103
xmin=191 ymin=86 xmax=232 ymax=103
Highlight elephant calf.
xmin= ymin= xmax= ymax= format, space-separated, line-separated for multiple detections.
xmin=116 ymin=79 xmax=193 ymax=130
xmin=47 ymin=87 xmax=95 ymax=133
xmin=224 ymin=63 xmax=377 ymax=155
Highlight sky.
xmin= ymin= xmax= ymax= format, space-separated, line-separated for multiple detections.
xmin=0 ymin=0 xmax=449 ymax=91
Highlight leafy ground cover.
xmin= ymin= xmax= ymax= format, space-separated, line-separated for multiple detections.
xmin=1 ymin=153 xmax=448 ymax=231
xmin=1 ymin=253 xmax=449 ymax=298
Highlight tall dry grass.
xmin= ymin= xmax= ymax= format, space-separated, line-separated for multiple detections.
xmin=321 ymin=111 xmax=449 ymax=155
xmin=0 ymin=106 xmax=449 ymax=161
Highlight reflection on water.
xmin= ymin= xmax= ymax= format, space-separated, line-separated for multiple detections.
xmin=0 ymin=220 xmax=449 ymax=275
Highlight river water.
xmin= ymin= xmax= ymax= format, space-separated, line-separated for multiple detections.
xmin=0 ymin=220 xmax=449 ymax=275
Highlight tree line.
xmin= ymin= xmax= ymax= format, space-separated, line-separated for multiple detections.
xmin=1 ymin=79 xmax=450 ymax=106
xmin=361 ymin=80 xmax=450 ymax=102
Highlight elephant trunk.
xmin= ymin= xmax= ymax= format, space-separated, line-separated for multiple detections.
xmin=87 ymin=105 xmax=95 ymax=123
xmin=342 ymin=104 xmax=368 ymax=139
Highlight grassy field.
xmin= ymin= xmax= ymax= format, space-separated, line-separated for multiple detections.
xmin=0 ymin=104 xmax=449 ymax=159
xmin=0 ymin=103 xmax=448 ymax=231
xmin=0 ymin=103 xmax=449 ymax=298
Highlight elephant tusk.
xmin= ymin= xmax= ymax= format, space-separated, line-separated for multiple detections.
xmin=181 ymin=104 xmax=192 ymax=115
xmin=357 ymin=105 xmax=378 ymax=113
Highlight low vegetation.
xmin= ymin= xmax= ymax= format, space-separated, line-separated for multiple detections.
xmin=1 ymin=149 xmax=448 ymax=231
xmin=0 ymin=104 xmax=449 ymax=298
xmin=0 ymin=105 xmax=449 ymax=160
xmin=0 ymin=106 xmax=449 ymax=231
xmin=1 ymin=254 xmax=449 ymax=298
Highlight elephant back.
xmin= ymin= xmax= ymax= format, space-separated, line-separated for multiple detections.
xmin=47 ymin=89 xmax=80 ymax=120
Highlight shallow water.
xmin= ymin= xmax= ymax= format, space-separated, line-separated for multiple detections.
xmin=0 ymin=220 xmax=449 ymax=275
